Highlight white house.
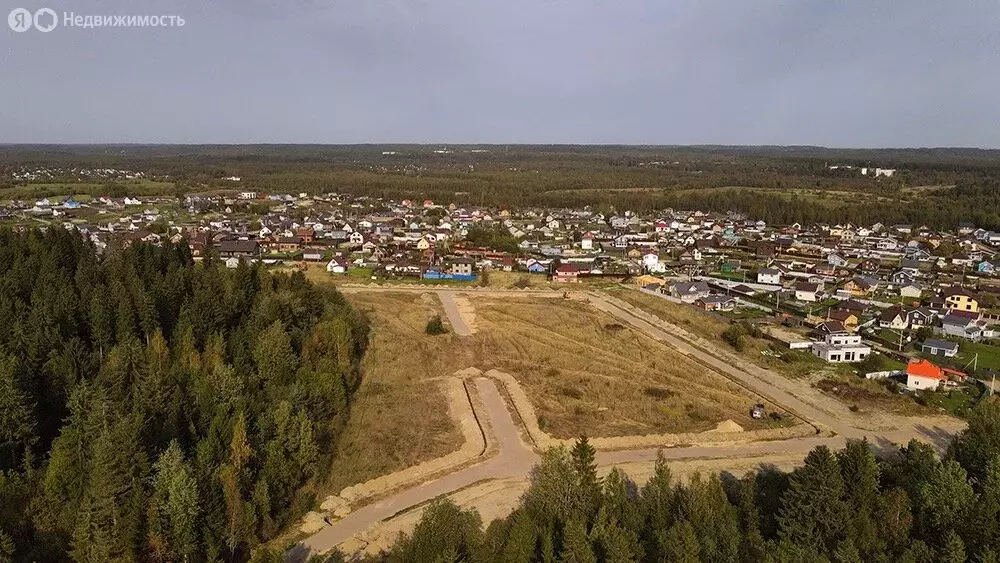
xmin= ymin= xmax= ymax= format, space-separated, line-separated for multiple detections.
xmin=326 ymin=256 xmax=349 ymax=274
xmin=811 ymin=332 xmax=871 ymax=363
xmin=642 ymin=250 xmax=661 ymax=271
xmin=794 ymin=282 xmax=822 ymax=302
xmin=581 ymin=233 xmax=594 ymax=251
xmin=905 ymin=360 xmax=947 ymax=391
xmin=757 ymin=268 xmax=781 ymax=285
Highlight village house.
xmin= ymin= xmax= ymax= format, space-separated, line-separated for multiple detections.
xmin=694 ymin=295 xmax=737 ymax=312
xmin=879 ymin=306 xmax=909 ymax=330
xmin=905 ymin=359 xmax=947 ymax=391
xmin=553 ymin=263 xmax=582 ymax=283
xmin=670 ymin=281 xmax=712 ymax=303
xmin=757 ymin=268 xmax=781 ymax=285
xmin=826 ymin=308 xmax=859 ymax=331
xmin=811 ymin=332 xmax=871 ymax=363
xmin=943 ymin=287 xmax=979 ymax=313
xmin=218 ymin=240 xmax=259 ymax=259
xmin=921 ymin=339 xmax=959 ymax=358
xmin=793 ymin=282 xmax=822 ymax=302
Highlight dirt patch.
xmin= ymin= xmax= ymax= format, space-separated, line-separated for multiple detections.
xmin=711 ymin=419 xmax=745 ymax=433
xmin=452 ymin=295 xmax=478 ymax=334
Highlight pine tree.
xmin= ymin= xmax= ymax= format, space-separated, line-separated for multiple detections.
xmin=833 ymin=538 xmax=862 ymax=563
xmin=917 ymin=460 xmax=974 ymax=548
xmin=736 ymin=472 xmax=766 ymax=562
xmin=950 ymin=400 xmax=1000 ymax=486
xmin=968 ymin=455 xmax=1000 ymax=556
xmin=570 ymin=436 xmax=600 ymax=518
xmin=661 ymin=520 xmax=699 ymax=563
xmin=678 ymin=473 xmax=739 ymax=563
xmin=559 ymin=518 xmax=596 ymax=563
xmin=938 ymin=531 xmax=966 ymax=563
xmin=0 ymin=352 xmax=36 ymax=470
xmin=777 ymin=445 xmax=848 ymax=554
xmin=837 ymin=439 xmax=880 ymax=557
xmin=148 ymin=440 xmax=200 ymax=561
xmin=640 ymin=452 xmax=675 ymax=561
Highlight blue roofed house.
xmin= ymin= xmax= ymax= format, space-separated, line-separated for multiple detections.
xmin=977 ymin=261 xmax=997 ymax=275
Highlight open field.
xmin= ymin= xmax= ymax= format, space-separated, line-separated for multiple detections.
xmin=0 ymin=179 xmax=177 ymax=202
xmin=609 ymin=288 xmax=830 ymax=378
xmin=470 ymin=296 xmax=789 ymax=438
xmin=324 ymin=292 xmax=478 ymax=492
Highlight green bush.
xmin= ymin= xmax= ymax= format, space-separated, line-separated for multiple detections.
xmin=425 ymin=315 xmax=447 ymax=335
xmin=722 ymin=324 xmax=748 ymax=351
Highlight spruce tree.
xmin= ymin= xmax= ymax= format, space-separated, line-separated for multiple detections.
xmin=777 ymin=445 xmax=848 ymax=554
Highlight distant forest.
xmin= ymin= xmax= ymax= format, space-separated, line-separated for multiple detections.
xmin=0 ymin=230 xmax=369 ymax=561
xmin=3 ymin=144 xmax=1000 ymax=229
xmin=311 ymin=402 xmax=1000 ymax=563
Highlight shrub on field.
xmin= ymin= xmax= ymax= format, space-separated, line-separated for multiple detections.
xmin=425 ymin=315 xmax=447 ymax=335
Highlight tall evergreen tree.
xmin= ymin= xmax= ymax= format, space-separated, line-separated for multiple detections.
xmin=778 ymin=445 xmax=848 ymax=554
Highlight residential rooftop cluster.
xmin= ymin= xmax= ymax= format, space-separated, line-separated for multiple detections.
xmin=4 ymin=187 xmax=1000 ymax=391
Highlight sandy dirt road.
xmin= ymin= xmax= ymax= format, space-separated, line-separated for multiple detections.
xmin=292 ymin=377 xmax=537 ymax=560
xmin=438 ymin=292 xmax=474 ymax=336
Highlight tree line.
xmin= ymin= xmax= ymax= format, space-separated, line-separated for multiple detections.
xmin=5 ymin=146 xmax=1000 ymax=231
xmin=312 ymin=401 xmax=1000 ymax=563
xmin=0 ymin=229 xmax=368 ymax=561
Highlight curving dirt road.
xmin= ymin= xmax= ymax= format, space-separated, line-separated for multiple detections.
xmin=291 ymin=287 xmax=966 ymax=560
xmin=292 ymin=378 xmax=537 ymax=560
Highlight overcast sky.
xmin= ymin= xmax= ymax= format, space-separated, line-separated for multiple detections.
xmin=2 ymin=0 xmax=999 ymax=146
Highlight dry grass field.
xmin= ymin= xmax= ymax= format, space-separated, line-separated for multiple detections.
xmin=470 ymin=296 xmax=785 ymax=438
xmin=609 ymin=289 xmax=826 ymax=379
xmin=325 ymin=292 xmax=478 ymax=492
xmin=320 ymin=287 xmax=795 ymax=492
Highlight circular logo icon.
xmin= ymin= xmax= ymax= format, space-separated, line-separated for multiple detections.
xmin=33 ymin=8 xmax=57 ymax=32
xmin=8 ymin=7 xmax=32 ymax=32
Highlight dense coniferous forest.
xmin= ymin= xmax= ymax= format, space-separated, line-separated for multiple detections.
xmin=0 ymin=229 xmax=368 ymax=561
xmin=318 ymin=403 xmax=1000 ymax=563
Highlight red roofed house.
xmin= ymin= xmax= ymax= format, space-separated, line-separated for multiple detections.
xmin=905 ymin=359 xmax=947 ymax=391
xmin=554 ymin=263 xmax=581 ymax=283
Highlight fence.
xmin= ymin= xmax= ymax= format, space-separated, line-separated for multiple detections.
xmin=422 ymin=271 xmax=477 ymax=281
xmin=864 ymin=370 xmax=904 ymax=380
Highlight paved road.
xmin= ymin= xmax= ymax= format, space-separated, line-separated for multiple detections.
xmin=438 ymin=292 xmax=473 ymax=336
xmin=292 ymin=378 xmax=537 ymax=561
xmin=292 ymin=289 xmax=966 ymax=559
